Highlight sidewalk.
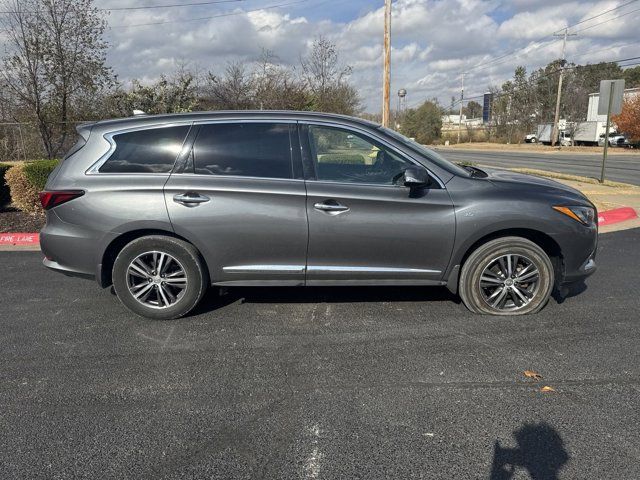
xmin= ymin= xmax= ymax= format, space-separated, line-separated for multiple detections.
xmin=507 ymin=168 xmax=640 ymax=233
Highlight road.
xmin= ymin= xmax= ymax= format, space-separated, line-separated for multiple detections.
xmin=1 ymin=229 xmax=639 ymax=479
xmin=436 ymin=148 xmax=640 ymax=185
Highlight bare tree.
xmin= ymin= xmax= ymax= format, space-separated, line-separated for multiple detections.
xmin=1 ymin=0 xmax=112 ymax=158
xmin=204 ymin=62 xmax=254 ymax=110
xmin=300 ymin=36 xmax=360 ymax=115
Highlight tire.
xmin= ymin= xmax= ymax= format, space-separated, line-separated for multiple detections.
xmin=530 ymin=137 xmax=537 ymax=143
xmin=458 ymin=237 xmax=554 ymax=316
xmin=112 ymin=235 xmax=208 ymax=320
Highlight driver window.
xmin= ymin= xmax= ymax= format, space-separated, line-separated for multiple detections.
xmin=308 ymin=125 xmax=412 ymax=185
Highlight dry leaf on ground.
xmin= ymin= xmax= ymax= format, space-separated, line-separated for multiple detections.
xmin=523 ymin=370 xmax=543 ymax=380
xmin=540 ymin=386 xmax=556 ymax=392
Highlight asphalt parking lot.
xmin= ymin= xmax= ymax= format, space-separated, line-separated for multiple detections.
xmin=1 ymin=229 xmax=639 ymax=479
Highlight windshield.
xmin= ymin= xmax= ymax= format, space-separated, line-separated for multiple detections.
xmin=377 ymin=126 xmax=471 ymax=177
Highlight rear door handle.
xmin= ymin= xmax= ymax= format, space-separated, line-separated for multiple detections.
xmin=314 ymin=201 xmax=349 ymax=213
xmin=173 ymin=193 xmax=210 ymax=205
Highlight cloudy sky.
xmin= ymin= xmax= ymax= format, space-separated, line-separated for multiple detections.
xmin=100 ymin=0 xmax=640 ymax=112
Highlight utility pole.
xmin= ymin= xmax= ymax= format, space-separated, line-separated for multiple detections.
xmin=382 ymin=0 xmax=391 ymax=127
xmin=457 ymin=72 xmax=464 ymax=143
xmin=551 ymin=28 xmax=576 ymax=147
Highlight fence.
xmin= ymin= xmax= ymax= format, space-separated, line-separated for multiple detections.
xmin=0 ymin=121 xmax=89 ymax=161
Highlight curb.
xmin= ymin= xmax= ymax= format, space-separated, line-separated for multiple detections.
xmin=0 ymin=232 xmax=40 ymax=246
xmin=597 ymin=207 xmax=638 ymax=227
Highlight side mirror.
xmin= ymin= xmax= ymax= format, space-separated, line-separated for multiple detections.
xmin=403 ymin=166 xmax=430 ymax=188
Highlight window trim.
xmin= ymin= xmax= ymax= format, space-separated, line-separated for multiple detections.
xmin=300 ymin=121 xmax=445 ymax=189
xmin=182 ymin=120 xmax=300 ymax=181
xmin=86 ymin=122 xmax=194 ymax=175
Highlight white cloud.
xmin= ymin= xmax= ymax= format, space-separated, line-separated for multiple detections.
xmin=99 ymin=0 xmax=639 ymax=112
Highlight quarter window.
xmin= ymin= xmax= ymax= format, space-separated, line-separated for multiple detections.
xmin=193 ymin=123 xmax=293 ymax=179
xmin=308 ymin=125 xmax=412 ymax=185
xmin=99 ymin=126 xmax=190 ymax=173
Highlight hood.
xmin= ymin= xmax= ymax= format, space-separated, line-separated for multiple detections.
xmin=481 ymin=167 xmax=585 ymax=197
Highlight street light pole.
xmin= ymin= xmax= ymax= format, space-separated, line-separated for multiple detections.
xmin=457 ymin=72 xmax=464 ymax=143
xmin=382 ymin=0 xmax=391 ymax=127
xmin=551 ymin=28 xmax=576 ymax=147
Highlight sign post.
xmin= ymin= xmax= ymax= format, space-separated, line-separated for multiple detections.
xmin=598 ymin=79 xmax=625 ymax=183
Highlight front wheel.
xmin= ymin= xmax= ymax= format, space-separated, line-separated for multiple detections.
xmin=459 ymin=237 xmax=554 ymax=315
xmin=112 ymin=235 xmax=208 ymax=320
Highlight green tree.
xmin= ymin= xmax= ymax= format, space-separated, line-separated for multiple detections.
xmin=622 ymin=66 xmax=640 ymax=88
xmin=401 ymin=100 xmax=442 ymax=144
xmin=464 ymin=100 xmax=482 ymax=119
xmin=104 ymin=70 xmax=197 ymax=116
xmin=1 ymin=0 xmax=112 ymax=158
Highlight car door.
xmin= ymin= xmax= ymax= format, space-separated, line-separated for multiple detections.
xmin=164 ymin=121 xmax=308 ymax=286
xmin=301 ymin=122 xmax=455 ymax=285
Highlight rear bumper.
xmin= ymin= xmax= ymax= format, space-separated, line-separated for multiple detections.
xmin=43 ymin=257 xmax=94 ymax=280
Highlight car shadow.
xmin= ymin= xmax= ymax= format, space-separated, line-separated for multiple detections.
xmin=490 ymin=422 xmax=569 ymax=480
xmin=191 ymin=285 xmax=460 ymax=315
xmin=552 ymin=281 xmax=587 ymax=304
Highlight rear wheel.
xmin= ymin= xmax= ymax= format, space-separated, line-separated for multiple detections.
xmin=459 ymin=237 xmax=554 ymax=315
xmin=112 ymin=235 xmax=208 ymax=320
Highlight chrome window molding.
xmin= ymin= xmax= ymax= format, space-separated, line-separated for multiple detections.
xmin=85 ymin=121 xmax=194 ymax=175
xmin=168 ymin=173 xmax=306 ymax=183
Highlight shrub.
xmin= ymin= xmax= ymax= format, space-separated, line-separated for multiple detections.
xmin=318 ymin=154 xmax=365 ymax=164
xmin=0 ymin=163 xmax=11 ymax=207
xmin=24 ymin=159 xmax=60 ymax=191
xmin=5 ymin=159 xmax=59 ymax=214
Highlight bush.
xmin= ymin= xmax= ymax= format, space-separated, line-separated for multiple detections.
xmin=0 ymin=163 xmax=11 ymax=207
xmin=24 ymin=159 xmax=60 ymax=191
xmin=5 ymin=159 xmax=59 ymax=214
xmin=318 ymin=154 xmax=365 ymax=164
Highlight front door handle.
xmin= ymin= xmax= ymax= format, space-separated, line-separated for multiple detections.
xmin=314 ymin=201 xmax=349 ymax=213
xmin=173 ymin=193 xmax=210 ymax=205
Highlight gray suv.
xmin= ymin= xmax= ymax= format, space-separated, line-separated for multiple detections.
xmin=40 ymin=111 xmax=597 ymax=319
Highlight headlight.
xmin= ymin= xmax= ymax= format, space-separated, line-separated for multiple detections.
xmin=552 ymin=206 xmax=596 ymax=226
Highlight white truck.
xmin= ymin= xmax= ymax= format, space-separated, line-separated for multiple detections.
xmin=536 ymin=120 xmax=606 ymax=146
xmin=536 ymin=123 xmax=555 ymax=145
xmin=571 ymin=121 xmax=607 ymax=146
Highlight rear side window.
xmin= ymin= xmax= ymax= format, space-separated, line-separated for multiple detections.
xmin=193 ymin=123 xmax=293 ymax=179
xmin=99 ymin=126 xmax=190 ymax=173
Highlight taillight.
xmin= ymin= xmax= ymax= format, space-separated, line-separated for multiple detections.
xmin=39 ymin=190 xmax=84 ymax=210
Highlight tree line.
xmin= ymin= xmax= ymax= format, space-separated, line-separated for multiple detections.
xmin=0 ymin=0 xmax=360 ymax=159
xmin=488 ymin=60 xmax=640 ymax=142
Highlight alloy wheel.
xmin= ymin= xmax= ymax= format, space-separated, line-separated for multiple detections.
xmin=126 ymin=251 xmax=188 ymax=309
xmin=478 ymin=254 xmax=540 ymax=312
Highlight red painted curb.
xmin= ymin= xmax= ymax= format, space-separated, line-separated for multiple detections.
xmin=598 ymin=207 xmax=638 ymax=227
xmin=0 ymin=233 xmax=40 ymax=246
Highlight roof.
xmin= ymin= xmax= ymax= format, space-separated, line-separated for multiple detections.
xmin=87 ymin=110 xmax=380 ymax=132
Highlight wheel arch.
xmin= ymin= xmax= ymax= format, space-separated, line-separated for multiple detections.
xmin=97 ymin=228 xmax=210 ymax=288
xmin=446 ymin=228 xmax=563 ymax=294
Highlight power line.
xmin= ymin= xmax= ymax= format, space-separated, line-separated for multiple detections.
xmin=466 ymin=0 xmax=640 ymax=73
xmin=446 ymin=55 xmax=640 ymax=110
xmin=552 ymin=0 xmax=638 ymax=33
xmin=571 ymin=41 xmax=640 ymax=59
xmin=574 ymin=4 xmax=640 ymax=33
xmin=0 ymin=0 xmax=245 ymax=14
xmin=109 ymin=0 xmax=311 ymax=28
